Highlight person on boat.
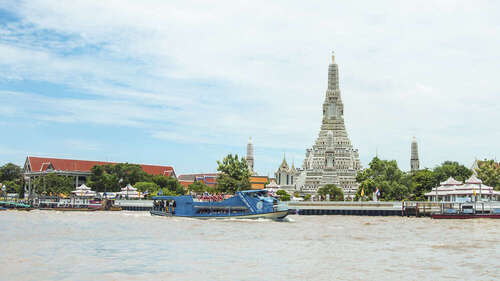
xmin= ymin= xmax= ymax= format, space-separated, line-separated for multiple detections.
xmin=168 ymin=200 xmax=173 ymax=213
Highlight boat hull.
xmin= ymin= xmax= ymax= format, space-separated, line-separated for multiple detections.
xmin=150 ymin=210 xmax=288 ymax=220
xmin=432 ymin=214 xmax=500 ymax=219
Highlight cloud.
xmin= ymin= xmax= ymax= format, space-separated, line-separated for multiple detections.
xmin=0 ymin=0 xmax=499 ymax=173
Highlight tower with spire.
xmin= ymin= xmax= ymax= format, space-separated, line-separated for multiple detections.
xmin=411 ymin=137 xmax=420 ymax=172
xmin=246 ymin=137 xmax=256 ymax=175
xmin=295 ymin=51 xmax=361 ymax=199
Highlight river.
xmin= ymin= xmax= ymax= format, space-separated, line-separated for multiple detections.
xmin=1 ymin=210 xmax=499 ymax=280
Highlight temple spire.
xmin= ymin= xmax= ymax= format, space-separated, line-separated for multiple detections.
xmin=411 ymin=136 xmax=420 ymax=172
xmin=246 ymin=137 xmax=255 ymax=174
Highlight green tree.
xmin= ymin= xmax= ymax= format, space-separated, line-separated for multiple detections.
xmin=163 ymin=176 xmax=185 ymax=195
xmin=304 ymin=194 xmax=311 ymax=201
xmin=1 ymin=180 xmax=22 ymax=194
xmin=411 ymin=169 xmax=437 ymax=200
xmin=88 ymin=163 xmax=151 ymax=192
xmin=355 ymin=157 xmax=409 ymax=201
xmin=276 ymin=189 xmax=290 ymax=201
xmin=188 ymin=181 xmax=210 ymax=194
xmin=151 ymin=175 xmax=170 ymax=189
xmin=87 ymin=163 xmax=184 ymax=195
xmin=433 ymin=161 xmax=472 ymax=183
xmin=0 ymin=163 xmax=22 ymax=181
xmin=33 ymin=173 xmax=73 ymax=196
xmin=475 ymin=160 xmax=500 ymax=190
xmin=108 ymin=163 xmax=149 ymax=186
xmin=0 ymin=163 xmax=24 ymax=196
xmin=134 ymin=182 xmax=159 ymax=193
xmin=88 ymin=165 xmax=120 ymax=192
xmin=216 ymin=154 xmax=251 ymax=194
xmin=317 ymin=184 xmax=344 ymax=201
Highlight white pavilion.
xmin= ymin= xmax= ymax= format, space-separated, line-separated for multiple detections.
xmin=117 ymin=184 xmax=143 ymax=199
xmin=425 ymin=175 xmax=500 ymax=202
xmin=71 ymin=184 xmax=96 ymax=198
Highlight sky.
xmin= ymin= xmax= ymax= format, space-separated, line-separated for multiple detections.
xmin=0 ymin=0 xmax=499 ymax=176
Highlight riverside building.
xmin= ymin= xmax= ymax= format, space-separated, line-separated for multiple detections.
xmin=425 ymin=175 xmax=500 ymax=202
xmin=277 ymin=52 xmax=361 ymax=199
xmin=23 ymin=156 xmax=176 ymax=198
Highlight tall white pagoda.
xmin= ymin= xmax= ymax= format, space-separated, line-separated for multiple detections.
xmin=296 ymin=52 xmax=361 ymax=199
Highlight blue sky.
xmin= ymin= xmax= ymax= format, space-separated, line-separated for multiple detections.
xmin=0 ymin=0 xmax=499 ymax=176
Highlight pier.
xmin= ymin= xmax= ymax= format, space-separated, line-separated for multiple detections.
xmin=290 ymin=201 xmax=500 ymax=217
xmin=18 ymin=199 xmax=497 ymax=217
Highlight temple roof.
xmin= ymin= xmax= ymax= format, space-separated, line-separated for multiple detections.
xmin=278 ymin=156 xmax=289 ymax=171
xmin=440 ymin=177 xmax=463 ymax=186
xmin=465 ymin=175 xmax=483 ymax=184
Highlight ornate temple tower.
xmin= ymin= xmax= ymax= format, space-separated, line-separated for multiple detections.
xmin=275 ymin=155 xmax=297 ymax=190
xmin=410 ymin=137 xmax=419 ymax=172
xmin=299 ymin=52 xmax=361 ymax=199
xmin=246 ymin=137 xmax=255 ymax=175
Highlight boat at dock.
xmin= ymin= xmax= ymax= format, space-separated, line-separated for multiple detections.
xmin=0 ymin=201 xmax=33 ymax=211
xmin=431 ymin=203 xmax=500 ymax=219
xmin=151 ymin=189 xmax=288 ymax=220
xmin=39 ymin=207 xmax=98 ymax=212
xmin=35 ymin=198 xmax=122 ymax=211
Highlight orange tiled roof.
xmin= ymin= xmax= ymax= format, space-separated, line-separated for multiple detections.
xmin=26 ymin=156 xmax=175 ymax=177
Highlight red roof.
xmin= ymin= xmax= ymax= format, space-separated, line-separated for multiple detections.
xmin=26 ymin=156 xmax=175 ymax=177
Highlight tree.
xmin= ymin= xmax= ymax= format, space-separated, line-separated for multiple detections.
xmin=304 ymin=194 xmax=311 ymax=201
xmin=317 ymin=184 xmax=344 ymax=201
xmin=151 ymin=175 xmax=171 ymax=189
xmin=355 ymin=157 xmax=409 ymax=201
xmin=216 ymin=154 xmax=251 ymax=194
xmin=0 ymin=163 xmax=22 ymax=181
xmin=87 ymin=163 xmax=150 ymax=192
xmin=475 ymin=160 xmax=500 ymax=190
xmin=1 ymin=180 xmax=22 ymax=194
xmin=87 ymin=163 xmax=184 ymax=195
xmin=33 ymin=173 xmax=73 ymax=196
xmin=411 ymin=169 xmax=437 ymax=200
xmin=88 ymin=165 xmax=120 ymax=192
xmin=162 ymin=176 xmax=185 ymax=195
xmin=276 ymin=189 xmax=290 ymax=201
xmin=433 ymin=161 xmax=472 ymax=183
xmin=0 ymin=163 xmax=24 ymax=196
xmin=188 ymin=181 xmax=210 ymax=194
xmin=134 ymin=182 xmax=159 ymax=193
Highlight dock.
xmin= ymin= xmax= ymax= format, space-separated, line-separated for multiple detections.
xmin=27 ymin=199 xmax=498 ymax=217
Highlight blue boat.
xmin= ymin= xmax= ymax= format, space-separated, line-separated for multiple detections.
xmin=151 ymin=190 xmax=289 ymax=220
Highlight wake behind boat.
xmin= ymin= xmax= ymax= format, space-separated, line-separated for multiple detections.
xmin=151 ymin=189 xmax=288 ymax=220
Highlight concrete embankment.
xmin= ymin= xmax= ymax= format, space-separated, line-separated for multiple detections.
xmin=115 ymin=200 xmax=153 ymax=211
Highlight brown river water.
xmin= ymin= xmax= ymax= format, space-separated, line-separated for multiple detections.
xmin=1 ymin=210 xmax=499 ymax=281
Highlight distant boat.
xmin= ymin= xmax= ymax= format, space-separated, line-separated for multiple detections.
xmin=151 ymin=190 xmax=288 ymax=220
